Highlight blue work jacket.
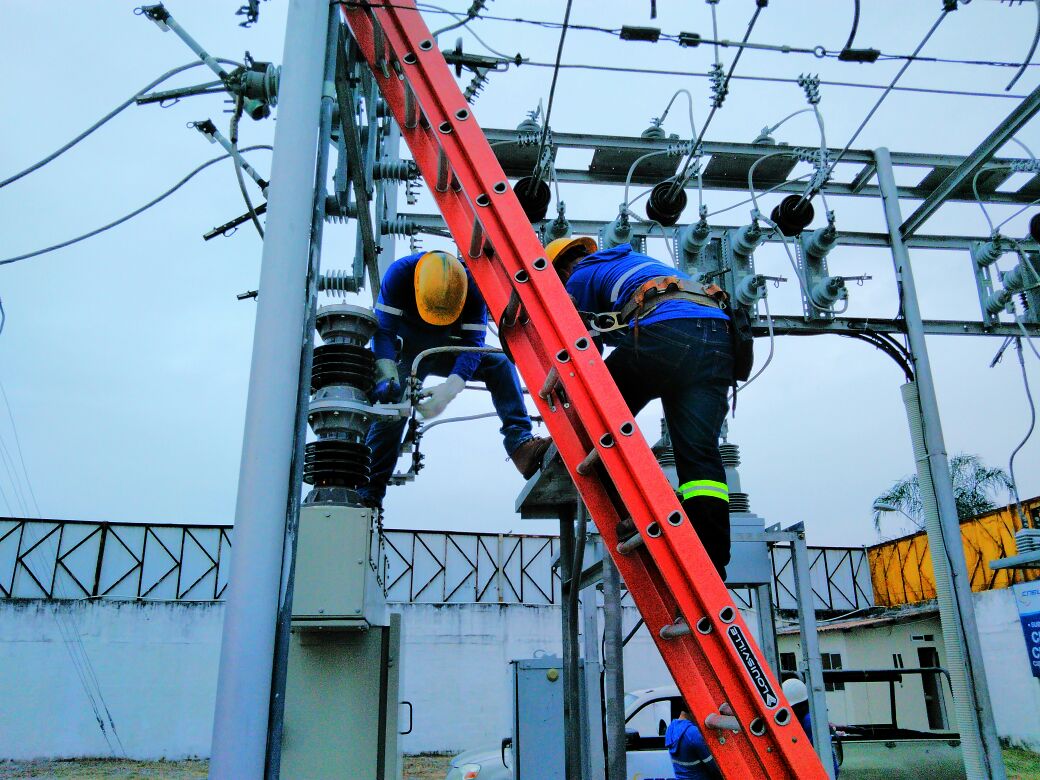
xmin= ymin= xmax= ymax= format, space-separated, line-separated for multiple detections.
xmin=664 ymin=719 xmax=720 ymax=780
xmin=372 ymin=253 xmax=488 ymax=381
xmin=563 ymin=244 xmax=727 ymax=339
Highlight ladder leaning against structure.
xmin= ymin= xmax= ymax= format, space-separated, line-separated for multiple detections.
xmin=340 ymin=2 xmax=827 ymax=778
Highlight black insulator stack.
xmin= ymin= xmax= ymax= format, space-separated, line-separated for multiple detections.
xmin=304 ymin=440 xmax=371 ymax=488
xmin=311 ymin=344 xmax=375 ymax=393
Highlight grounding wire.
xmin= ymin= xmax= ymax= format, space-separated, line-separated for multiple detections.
xmin=230 ymin=98 xmax=265 ymax=239
xmin=527 ymin=0 xmax=574 ymax=185
xmin=1008 ymin=334 xmax=1037 ymax=529
xmin=809 ymin=7 xmax=952 ymax=197
xmin=521 ymin=60 xmax=1028 ymax=101
xmin=0 ymin=146 xmax=273 ymax=266
xmin=0 ymin=60 xmax=241 ymax=190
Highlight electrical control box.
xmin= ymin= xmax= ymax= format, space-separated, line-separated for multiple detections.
xmin=292 ymin=503 xmax=373 ymax=628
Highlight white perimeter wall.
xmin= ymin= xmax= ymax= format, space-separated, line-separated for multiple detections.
xmin=2 ymin=591 xmax=1038 ymax=760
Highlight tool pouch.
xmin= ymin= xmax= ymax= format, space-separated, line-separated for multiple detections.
xmin=728 ymin=304 xmax=755 ymax=382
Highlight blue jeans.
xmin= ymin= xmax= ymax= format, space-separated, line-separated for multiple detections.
xmin=357 ymin=350 xmax=534 ymax=505
xmin=605 ymin=318 xmax=733 ymax=573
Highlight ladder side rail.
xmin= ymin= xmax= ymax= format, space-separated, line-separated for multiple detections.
xmin=342 ymin=5 xmax=826 ymax=777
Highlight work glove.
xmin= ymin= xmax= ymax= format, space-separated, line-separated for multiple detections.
xmin=372 ymin=358 xmax=401 ymax=403
xmin=417 ymin=374 xmax=465 ymax=419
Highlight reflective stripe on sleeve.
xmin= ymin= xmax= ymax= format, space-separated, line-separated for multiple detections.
xmin=608 ymin=261 xmax=658 ymax=304
xmin=460 ymin=323 xmax=486 ymax=332
xmin=679 ymin=479 xmax=729 ymax=501
xmin=375 ymin=303 xmax=404 ymax=316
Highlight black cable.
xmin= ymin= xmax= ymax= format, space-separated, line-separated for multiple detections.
xmin=1007 ymin=0 xmax=1040 ymax=91
xmin=1010 ymin=335 xmax=1037 ymax=529
xmin=809 ymin=7 xmax=952 ymax=197
xmin=843 ymin=0 xmax=861 ymax=52
xmin=0 ymin=146 xmax=272 ymax=266
xmin=230 ymin=97 xmax=265 ymax=238
xmin=521 ymin=60 xmax=1026 ymax=101
xmin=0 ymin=59 xmax=241 ymax=190
xmin=673 ymin=3 xmax=765 ymax=191
xmin=529 ymin=0 xmax=574 ymax=184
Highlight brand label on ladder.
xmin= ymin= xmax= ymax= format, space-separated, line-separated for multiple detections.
xmin=727 ymin=625 xmax=778 ymax=708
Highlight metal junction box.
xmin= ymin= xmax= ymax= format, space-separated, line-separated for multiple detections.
xmin=292 ymin=503 xmax=373 ymax=628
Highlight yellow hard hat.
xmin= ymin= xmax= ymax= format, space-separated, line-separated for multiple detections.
xmin=414 ymin=251 xmax=468 ymax=325
xmin=545 ymin=236 xmax=598 ymax=268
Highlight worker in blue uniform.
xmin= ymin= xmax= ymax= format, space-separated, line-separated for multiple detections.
xmin=357 ymin=250 xmax=550 ymax=509
xmin=782 ymin=677 xmax=841 ymax=776
xmin=664 ymin=702 xmax=722 ymax=780
xmin=548 ymin=238 xmax=733 ymax=580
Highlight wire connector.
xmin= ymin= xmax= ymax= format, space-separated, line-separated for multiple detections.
xmin=797 ymin=74 xmax=822 ymax=105
xmin=709 ymin=62 xmax=728 ymax=108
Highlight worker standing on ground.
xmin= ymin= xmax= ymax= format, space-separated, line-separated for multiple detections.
xmin=357 ymin=250 xmax=550 ymax=509
xmin=550 ymin=238 xmax=734 ymax=579
xmin=782 ymin=677 xmax=841 ymax=776
xmin=665 ymin=701 xmax=723 ymax=779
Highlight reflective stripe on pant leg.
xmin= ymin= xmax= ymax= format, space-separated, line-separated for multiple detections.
xmin=679 ymin=479 xmax=729 ymax=502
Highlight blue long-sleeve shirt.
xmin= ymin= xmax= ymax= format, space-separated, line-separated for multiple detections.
xmin=664 ymin=719 xmax=720 ymax=780
xmin=563 ymin=244 xmax=726 ymax=344
xmin=372 ymin=253 xmax=488 ymax=381
xmin=799 ymin=710 xmax=841 ymax=777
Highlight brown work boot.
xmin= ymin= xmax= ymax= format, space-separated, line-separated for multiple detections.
xmin=511 ymin=436 xmax=552 ymax=479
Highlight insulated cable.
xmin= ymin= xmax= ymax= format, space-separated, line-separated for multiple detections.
xmin=1006 ymin=0 xmax=1040 ymax=91
xmin=658 ymin=89 xmax=699 ymax=140
xmin=732 ymin=293 xmax=776 ymax=397
xmin=0 ymin=146 xmax=272 ymax=266
xmin=808 ymin=7 xmax=952 ymax=197
xmin=0 ymin=59 xmax=241 ymax=190
xmin=230 ymin=97 xmax=265 ymax=238
xmin=671 ymin=3 xmax=765 ymax=194
xmin=842 ymin=0 xmax=861 ymax=53
xmin=1008 ymin=333 xmax=1036 ymax=529
xmin=527 ymin=0 xmax=574 ymax=185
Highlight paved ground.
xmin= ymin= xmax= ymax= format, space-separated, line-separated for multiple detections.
xmin=0 ymin=754 xmax=454 ymax=779
xmin=1 ymin=750 xmax=1037 ymax=778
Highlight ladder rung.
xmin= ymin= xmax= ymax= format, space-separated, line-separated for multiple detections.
xmin=616 ymin=532 xmax=645 ymax=554
xmin=403 ymin=85 xmax=418 ymax=129
xmin=704 ymin=712 xmax=741 ymax=732
xmin=660 ymin=618 xmax=691 ymax=639
xmin=576 ymin=447 xmax=600 ymax=475
xmin=539 ymin=366 xmax=560 ymax=400
xmin=468 ymin=217 xmax=484 ymax=258
xmin=435 ymin=150 xmax=450 ymax=192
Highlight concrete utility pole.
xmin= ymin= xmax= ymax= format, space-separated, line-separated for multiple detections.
xmin=210 ymin=2 xmax=330 ymax=777
xmin=876 ymin=147 xmax=1007 ymax=780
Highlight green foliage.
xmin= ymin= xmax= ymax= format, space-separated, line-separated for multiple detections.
xmin=872 ymin=453 xmax=1013 ymax=536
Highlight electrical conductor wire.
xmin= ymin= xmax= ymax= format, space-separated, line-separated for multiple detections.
xmin=0 ymin=60 xmax=241 ymax=190
xmin=528 ymin=0 xmax=574 ymax=185
xmin=0 ymin=146 xmax=272 ymax=266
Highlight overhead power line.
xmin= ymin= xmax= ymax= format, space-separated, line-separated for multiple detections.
xmin=529 ymin=0 xmax=574 ymax=181
xmin=0 ymin=59 xmax=242 ymax=191
xmin=0 ymin=146 xmax=272 ymax=267
xmin=522 ymin=60 xmax=1028 ymax=101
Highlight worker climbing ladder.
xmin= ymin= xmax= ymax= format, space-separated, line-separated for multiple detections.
xmin=340 ymin=3 xmax=827 ymax=777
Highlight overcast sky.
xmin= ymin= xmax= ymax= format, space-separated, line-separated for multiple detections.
xmin=2 ymin=1 xmax=1040 ymax=547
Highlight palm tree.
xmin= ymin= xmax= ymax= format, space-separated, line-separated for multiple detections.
xmin=872 ymin=453 xmax=1014 ymax=535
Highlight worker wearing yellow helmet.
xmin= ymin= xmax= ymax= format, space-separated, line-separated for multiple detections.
xmin=358 ymin=250 xmax=550 ymax=509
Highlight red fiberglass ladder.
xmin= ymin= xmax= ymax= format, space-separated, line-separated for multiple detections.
xmin=341 ymin=3 xmax=826 ymax=777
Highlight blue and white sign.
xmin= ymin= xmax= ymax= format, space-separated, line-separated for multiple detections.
xmin=1013 ymin=581 xmax=1040 ymax=679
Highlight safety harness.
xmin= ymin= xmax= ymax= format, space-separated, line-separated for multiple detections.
xmin=581 ymin=275 xmax=728 ymax=335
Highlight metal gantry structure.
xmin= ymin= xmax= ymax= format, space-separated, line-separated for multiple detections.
xmin=198 ymin=1 xmax=1040 ymax=778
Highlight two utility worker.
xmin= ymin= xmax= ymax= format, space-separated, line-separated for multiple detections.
xmin=549 ymin=238 xmax=734 ymax=580
xmin=357 ymin=251 xmax=550 ymax=509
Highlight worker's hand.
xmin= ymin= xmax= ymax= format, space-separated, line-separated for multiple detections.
xmin=372 ymin=358 xmax=401 ymax=403
xmin=417 ymin=374 xmax=465 ymax=419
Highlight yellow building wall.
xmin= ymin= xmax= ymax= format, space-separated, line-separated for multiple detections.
xmin=868 ymin=499 xmax=1040 ymax=607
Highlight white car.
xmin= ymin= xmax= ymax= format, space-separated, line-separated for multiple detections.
xmin=445 ymin=686 xmax=687 ymax=780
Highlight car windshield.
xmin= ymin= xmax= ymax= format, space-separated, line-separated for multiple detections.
xmin=623 ymin=693 xmax=637 ymax=713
